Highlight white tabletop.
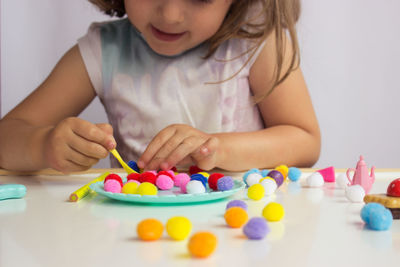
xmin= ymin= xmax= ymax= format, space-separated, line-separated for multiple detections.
xmin=0 ymin=170 xmax=399 ymax=267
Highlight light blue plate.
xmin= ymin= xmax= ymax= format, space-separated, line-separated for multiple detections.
xmin=90 ymin=180 xmax=245 ymax=204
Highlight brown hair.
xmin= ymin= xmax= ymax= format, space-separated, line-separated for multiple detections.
xmin=88 ymin=0 xmax=301 ymax=100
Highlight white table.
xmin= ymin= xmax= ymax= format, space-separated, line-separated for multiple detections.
xmin=0 ymin=169 xmax=399 ymax=267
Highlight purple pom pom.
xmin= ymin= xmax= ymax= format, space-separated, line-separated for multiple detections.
xmin=217 ymin=176 xmax=234 ymax=191
xmin=267 ymin=170 xmax=284 ymax=187
xmin=243 ymin=217 xmax=269 ymax=240
xmin=226 ymin=199 xmax=248 ymax=211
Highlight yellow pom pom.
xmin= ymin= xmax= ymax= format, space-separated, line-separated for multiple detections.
xmin=275 ymin=165 xmax=289 ymax=179
xmin=247 ymin=184 xmax=265 ymax=200
xmin=137 ymin=182 xmax=158 ymax=196
xmin=122 ymin=182 xmax=139 ymax=194
xmin=262 ymin=202 xmax=285 ymax=222
xmin=166 ymin=216 xmax=192 ymax=240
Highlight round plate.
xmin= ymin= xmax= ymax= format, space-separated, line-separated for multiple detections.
xmin=90 ymin=180 xmax=245 ymax=204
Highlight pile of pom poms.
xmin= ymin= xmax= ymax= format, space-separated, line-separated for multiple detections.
xmin=243 ymin=165 xmax=302 ymax=200
xmin=223 ymin=199 xmax=285 ymax=240
xmin=103 ymin=167 xmax=235 ymax=195
xmin=360 ymin=203 xmax=393 ymax=231
xmin=136 ymin=216 xmax=217 ymax=258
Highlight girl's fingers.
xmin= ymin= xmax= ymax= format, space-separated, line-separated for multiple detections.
xmin=67 ymin=132 xmax=109 ymax=159
xmin=160 ymin=136 xmax=209 ymax=170
xmin=188 ymin=136 xmax=219 ymax=170
xmin=138 ymin=127 xmax=177 ymax=168
xmin=67 ymin=146 xmax=100 ymax=167
xmin=69 ymin=118 xmax=115 ymax=150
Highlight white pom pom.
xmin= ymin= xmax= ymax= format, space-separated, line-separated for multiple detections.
xmin=306 ymin=172 xmax=324 ymax=187
xmin=260 ymin=178 xmax=277 ymax=196
xmin=345 ymin=185 xmax=365 ymax=202
xmin=186 ymin=180 xmax=206 ymax=194
xmin=336 ymin=173 xmax=349 ymax=189
xmin=246 ymin=173 xmax=263 ymax=187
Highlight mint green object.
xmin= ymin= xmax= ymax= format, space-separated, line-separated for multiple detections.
xmin=90 ymin=180 xmax=245 ymax=204
xmin=0 ymin=184 xmax=27 ymax=201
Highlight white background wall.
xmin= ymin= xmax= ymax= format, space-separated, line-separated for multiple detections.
xmin=1 ymin=0 xmax=400 ymax=169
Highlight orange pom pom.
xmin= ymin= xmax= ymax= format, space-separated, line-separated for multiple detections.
xmin=224 ymin=207 xmax=248 ymax=228
xmin=188 ymin=232 xmax=217 ymax=258
xmin=137 ymin=218 xmax=163 ymax=241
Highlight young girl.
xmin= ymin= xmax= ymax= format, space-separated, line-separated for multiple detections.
xmin=0 ymin=0 xmax=320 ymax=173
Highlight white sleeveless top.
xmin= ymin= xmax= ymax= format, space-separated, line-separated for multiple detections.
xmin=78 ymin=19 xmax=265 ymax=166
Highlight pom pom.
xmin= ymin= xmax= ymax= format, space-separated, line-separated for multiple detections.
xmin=139 ymin=172 xmax=157 ymax=184
xmin=243 ymin=168 xmax=261 ymax=185
xmin=186 ymin=180 xmax=206 ymax=194
xmin=246 ymin=173 xmax=263 ymax=187
xmin=267 ymin=170 xmax=284 ymax=187
xmin=247 ymin=184 xmax=265 ymax=200
xmin=121 ymin=181 xmax=139 ymax=194
xmin=306 ymin=172 xmax=324 ymax=187
xmin=226 ymin=199 xmax=248 ymax=211
xmin=243 ymin=217 xmax=269 ymax=240
xmin=189 ymin=165 xmax=203 ymax=175
xmin=104 ymin=179 xmax=122 ymax=193
xmin=137 ymin=218 xmax=164 ymax=241
xmin=260 ymin=178 xmax=277 ymax=196
xmin=275 ymin=165 xmax=289 ymax=178
xmin=104 ymin=173 xmax=123 ymax=187
xmin=336 ymin=173 xmax=348 ymax=189
xmin=190 ymin=174 xmax=208 ymax=188
xmin=262 ymin=202 xmax=285 ymax=222
xmin=156 ymin=175 xmax=174 ymax=190
xmin=127 ymin=160 xmax=141 ymax=173
xmin=174 ymin=173 xmax=190 ymax=187
xmin=157 ymin=170 xmax=174 ymax=180
xmin=136 ymin=182 xmax=158 ymax=196
xmin=197 ymin=171 xmax=210 ymax=178
xmin=188 ymin=232 xmax=217 ymax=258
xmin=217 ymin=176 xmax=234 ymax=191
xmin=180 ymin=178 xmax=191 ymax=193
xmin=224 ymin=207 xmax=248 ymax=228
xmin=166 ymin=216 xmax=192 ymax=241
xmin=208 ymin=173 xmax=224 ymax=190
xmin=261 ymin=169 xmax=270 ymax=177
xmin=345 ymin=185 xmax=365 ymax=202
xmin=368 ymin=208 xmax=393 ymax=231
xmin=127 ymin=172 xmax=141 ymax=182
xmin=288 ymin=167 xmax=302 ymax=182
xmin=361 ymin=203 xmax=385 ymax=224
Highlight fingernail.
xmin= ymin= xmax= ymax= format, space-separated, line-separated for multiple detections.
xmin=137 ymin=160 xmax=145 ymax=169
xmin=200 ymin=147 xmax=209 ymax=154
xmin=107 ymin=140 xmax=116 ymax=150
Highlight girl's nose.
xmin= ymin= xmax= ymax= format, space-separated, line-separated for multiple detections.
xmin=159 ymin=0 xmax=185 ymax=24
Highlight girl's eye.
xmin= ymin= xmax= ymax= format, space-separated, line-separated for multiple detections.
xmin=195 ymin=0 xmax=213 ymax=4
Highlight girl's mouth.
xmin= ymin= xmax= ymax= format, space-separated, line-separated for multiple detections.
xmin=151 ymin=25 xmax=186 ymax=42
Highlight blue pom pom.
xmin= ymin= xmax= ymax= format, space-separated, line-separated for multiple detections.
xmin=190 ymin=174 xmax=208 ymax=188
xmin=288 ymin=167 xmax=302 ymax=182
xmin=360 ymin=203 xmax=385 ymax=224
xmin=368 ymin=208 xmax=393 ymax=231
xmin=261 ymin=169 xmax=270 ymax=177
xmin=243 ymin=168 xmax=261 ymax=184
xmin=127 ymin=160 xmax=140 ymax=173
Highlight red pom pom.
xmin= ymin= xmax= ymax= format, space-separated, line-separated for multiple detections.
xmin=171 ymin=166 xmax=177 ymax=172
xmin=139 ymin=172 xmax=157 ymax=184
xmin=208 ymin=173 xmax=224 ymax=191
xmin=157 ymin=170 xmax=174 ymax=181
xmin=104 ymin=174 xmax=123 ymax=187
xmin=189 ymin=165 xmax=203 ymax=175
xmin=127 ymin=173 xmax=141 ymax=182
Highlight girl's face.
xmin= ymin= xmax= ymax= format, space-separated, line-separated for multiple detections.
xmin=124 ymin=0 xmax=233 ymax=56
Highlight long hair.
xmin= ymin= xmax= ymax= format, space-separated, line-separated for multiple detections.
xmin=88 ymin=0 xmax=301 ymax=101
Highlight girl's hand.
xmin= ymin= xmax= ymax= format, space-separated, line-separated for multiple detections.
xmin=138 ymin=124 xmax=220 ymax=171
xmin=43 ymin=117 xmax=116 ymax=173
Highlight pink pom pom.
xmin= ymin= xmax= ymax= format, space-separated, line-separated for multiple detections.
xmin=156 ymin=175 xmax=174 ymax=190
xmin=174 ymin=173 xmax=190 ymax=187
xmin=104 ymin=179 xmax=122 ymax=193
xmin=180 ymin=178 xmax=191 ymax=193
